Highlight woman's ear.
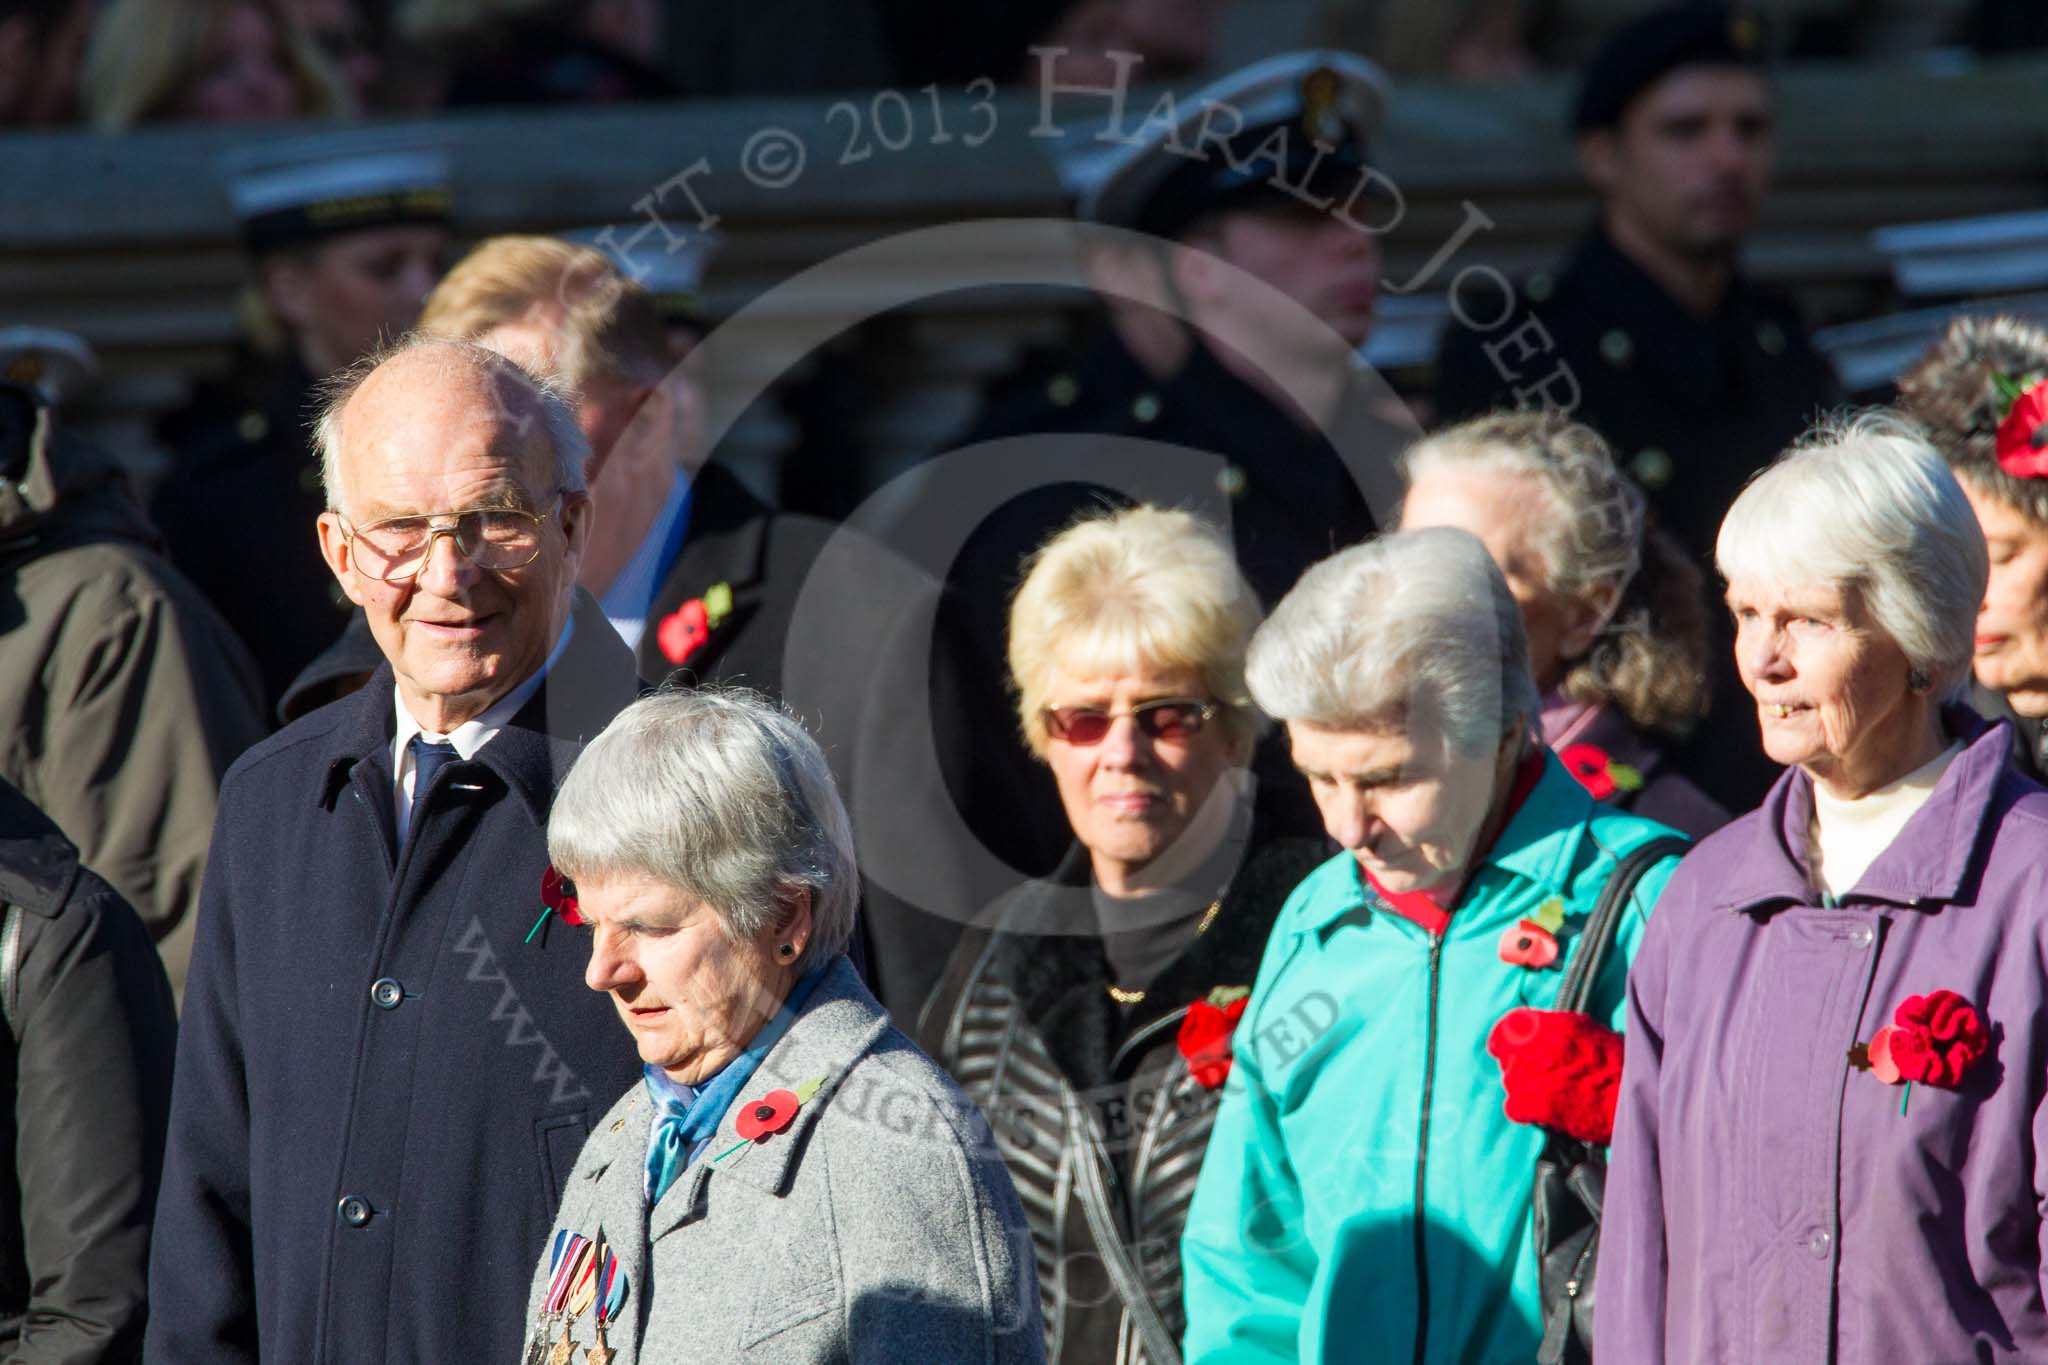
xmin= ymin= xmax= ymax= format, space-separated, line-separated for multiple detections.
xmin=773 ymin=885 xmax=814 ymax=960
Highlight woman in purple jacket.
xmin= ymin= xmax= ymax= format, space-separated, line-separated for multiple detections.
xmin=1597 ymin=411 xmax=2048 ymax=1363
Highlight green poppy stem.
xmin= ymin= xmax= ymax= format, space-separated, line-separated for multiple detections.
xmin=712 ymin=1139 xmax=751 ymax=1163
xmin=523 ymin=907 xmax=552 ymax=944
xmin=1900 ymin=1081 xmax=1913 ymax=1117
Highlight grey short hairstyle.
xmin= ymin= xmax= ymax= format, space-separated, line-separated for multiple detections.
xmin=547 ymin=689 xmax=859 ymax=973
xmin=1246 ymin=527 xmax=1539 ymax=753
xmin=1716 ymin=409 xmax=1989 ymax=700
xmin=312 ymin=333 xmax=589 ymax=514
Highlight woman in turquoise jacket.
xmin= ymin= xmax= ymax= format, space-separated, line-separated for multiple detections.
xmin=1181 ymin=527 xmax=1685 ymax=1364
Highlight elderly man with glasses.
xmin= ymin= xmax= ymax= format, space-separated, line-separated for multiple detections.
xmin=146 ymin=336 xmax=645 ymax=1365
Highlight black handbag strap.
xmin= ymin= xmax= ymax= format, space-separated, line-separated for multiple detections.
xmin=1555 ymin=835 xmax=1690 ymax=1016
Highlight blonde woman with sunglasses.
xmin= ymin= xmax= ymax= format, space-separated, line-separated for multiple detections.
xmin=917 ymin=504 xmax=1328 ymax=1365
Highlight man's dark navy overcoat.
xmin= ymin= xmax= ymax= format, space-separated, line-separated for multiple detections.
xmin=146 ymin=601 xmax=644 ymax=1364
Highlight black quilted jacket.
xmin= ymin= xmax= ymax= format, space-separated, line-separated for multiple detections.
xmin=917 ymin=833 xmax=1325 ymax=1365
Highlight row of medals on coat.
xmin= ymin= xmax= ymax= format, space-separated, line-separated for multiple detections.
xmin=526 ymin=1229 xmax=626 ymax=1365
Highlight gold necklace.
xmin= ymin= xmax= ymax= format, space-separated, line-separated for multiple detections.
xmin=1105 ymin=898 xmax=1222 ymax=1004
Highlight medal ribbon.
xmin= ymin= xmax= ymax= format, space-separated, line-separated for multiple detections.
xmin=542 ymin=1233 xmax=591 ymax=1315
xmin=564 ymin=1241 xmax=600 ymax=1319
xmin=596 ymin=1244 xmax=626 ymax=1324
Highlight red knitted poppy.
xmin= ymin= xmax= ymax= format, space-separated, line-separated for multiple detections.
xmin=1486 ymin=1007 xmax=1625 ymax=1144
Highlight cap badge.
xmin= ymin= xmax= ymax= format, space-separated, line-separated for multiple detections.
xmin=1301 ymin=66 xmax=1345 ymax=145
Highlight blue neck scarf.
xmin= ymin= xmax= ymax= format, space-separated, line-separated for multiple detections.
xmin=643 ymin=964 xmax=828 ymax=1206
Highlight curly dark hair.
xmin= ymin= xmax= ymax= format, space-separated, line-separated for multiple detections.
xmin=1895 ymin=313 xmax=2048 ymax=527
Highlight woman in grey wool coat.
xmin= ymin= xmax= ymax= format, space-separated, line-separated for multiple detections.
xmin=518 ymin=688 xmax=1045 ymax=1364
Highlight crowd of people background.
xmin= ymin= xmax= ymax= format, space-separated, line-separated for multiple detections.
xmin=11 ymin=1 xmax=2048 ymax=1362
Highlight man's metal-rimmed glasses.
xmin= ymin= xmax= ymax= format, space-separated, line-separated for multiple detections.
xmin=338 ymin=496 xmax=562 ymax=583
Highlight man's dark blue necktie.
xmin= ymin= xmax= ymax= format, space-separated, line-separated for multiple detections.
xmin=407 ymin=737 xmax=459 ymax=834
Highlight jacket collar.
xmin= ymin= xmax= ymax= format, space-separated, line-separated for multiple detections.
xmin=0 ymin=780 xmax=80 ymax=918
xmin=1297 ymin=750 xmax=1595 ymax=936
xmin=314 ymin=587 xmax=640 ymax=828
xmin=651 ymin=954 xmax=889 ymax=1239
xmin=1712 ymin=707 xmax=2011 ymax=916
xmin=974 ymin=832 xmax=1325 ymax=1091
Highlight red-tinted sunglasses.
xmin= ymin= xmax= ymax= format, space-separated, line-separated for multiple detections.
xmin=1042 ymin=697 xmax=1217 ymax=746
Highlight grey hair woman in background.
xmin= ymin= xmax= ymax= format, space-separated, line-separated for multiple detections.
xmin=1402 ymin=411 xmax=1727 ymax=837
xmin=524 ymin=689 xmax=1044 ymax=1365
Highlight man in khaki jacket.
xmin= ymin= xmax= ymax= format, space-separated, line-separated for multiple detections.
xmin=0 ymin=362 xmax=265 ymax=999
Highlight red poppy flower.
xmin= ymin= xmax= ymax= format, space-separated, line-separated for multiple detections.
xmin=656 ymin=598 xmax=713 ymax=666
xmin=1869 ymin=990 xmax=1989 ymax=1088
xmin=1498 ymin=920 xmax=1560 ymax=969
xmin=540 ymin=865 xmax=583 ymax=927
xmin=1486 ymin=1007 xmax=1625 ymax=1144
xmin=735 ymin=1088 xmax=800 ymax=1141
xmin=1558 ymin=744 xmax=1643 ymax=802
xmin=1996 ymin=380 xmax=2048 ymax=479
xmin=1177 ymin=997 xmax=1249 ymax=1090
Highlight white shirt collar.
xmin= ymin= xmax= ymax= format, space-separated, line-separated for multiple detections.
xmin=391 ymin=617 xmax=574 ymax=845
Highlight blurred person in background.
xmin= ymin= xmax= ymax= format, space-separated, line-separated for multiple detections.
xmin=82 ymin=0 xmax=350 ymax=127
xmin=412 ymin=234 xmax=829 ymax=696
xmin=885 ymin=0 xmax=1231 ymax=90
xmin=1436 ymin=1 xmax=1839 ymax=817
xmin=1309 ymin=0 xmax=1535 ymax=83
xmin=0 ymin=776 xmax=177 ymax=1364
xmin=919 ymin=506 xmax=1328 ymax=1365
xmin=396 ymin=0 xmax=673 ymax=107
xmin=286 ymin=0 xmax=379 ymax=105
xmin=1401 ymin=411 xmax=1728 ymax=836
xmin=0 ymin=0 xmax=94 ymax=125
xmin=1433 ymin=0 xmax=1837 ymax=563
xmin=0 ymin=333 xmax=265 ymax=1002
xmin=1896 ymin=314 xmax=2048 ymax=780
xmin=152 ymin=131 xmax=450 ymax=716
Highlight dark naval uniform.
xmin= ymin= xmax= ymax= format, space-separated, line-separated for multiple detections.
xmin=145 ymin=594 xmax=645 ymax=1365
xmin=1432 ymin=221 xmax=1841 ymax=564
xmin=1433 ymin=222 xmax=1840 ymax=814
xmin=152 ymin=350 xmax=356 ymax=715
xmin=852 ymin=50 xmax=1400 ymax=1020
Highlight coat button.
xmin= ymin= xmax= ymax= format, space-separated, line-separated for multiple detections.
xmin=1804 ymin=1227 xmax=1831 ymax=1258
xmin=338 ymin=1195 xmax=373 ymax=1228
xmin=370 ymin=978 xmax=404 ymax=1010
xmin=1849 ymin=925 xmax=1873 ymax=948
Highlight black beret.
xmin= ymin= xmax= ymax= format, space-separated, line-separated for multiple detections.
xmin=1573 ymin=2 xmax=1767 ymax=133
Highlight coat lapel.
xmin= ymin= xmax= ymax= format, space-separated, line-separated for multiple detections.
xmin=637 ymin=467 xmax=772 ymax=684
xmin=649 ymin=957 xmax=888 ymax=1241
xmin=565 ymin=1089 xmax=653 ymax=1365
